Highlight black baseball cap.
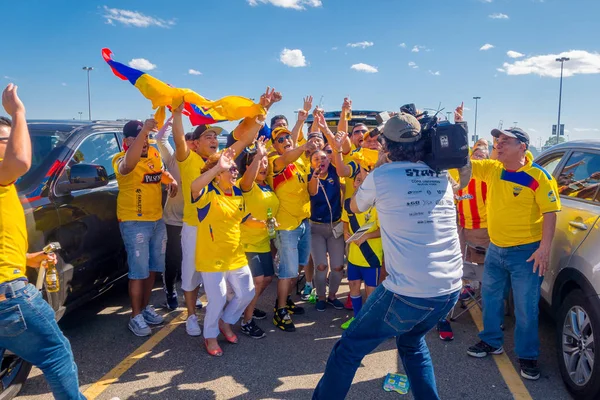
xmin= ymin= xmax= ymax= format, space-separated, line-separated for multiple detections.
xmin=491 ymin=127 xmax=530 ymax=146
xmin=307 ymin=132 xmax=324 ymax=141
xmin=123 ymin=120 xmax=143 ymax=138
xmin=189 ymin=124 xmax=223 ymax=140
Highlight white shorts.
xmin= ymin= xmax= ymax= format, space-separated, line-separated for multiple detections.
xmin=181 ymin=222 xmax=203 ymax=292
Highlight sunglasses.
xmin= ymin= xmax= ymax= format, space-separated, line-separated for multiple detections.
xmin=0 ymin=137 xmax=8 ymax=142
xmin=352 ymin=129 xmax=367 ymax=135
xmin=325 ymin=149 xmax=333 ymax=154
xmin=276 ymin=134 xmax=291 ymax=144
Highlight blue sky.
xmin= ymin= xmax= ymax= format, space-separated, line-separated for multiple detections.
xmin=2 ymin=0 xmax=599 ymax=149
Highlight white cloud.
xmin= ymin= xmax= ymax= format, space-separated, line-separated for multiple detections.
xmin=331 ymin=47 xmax=338 ymax=51
xmin=500 ymin=50 xmax=600 ymax=78
xmin=247 ymin=0 xmax=322 ymax=10
xmin=3 ymin=76 xmax=14 ymax=80
xmin=408 ymin=61 xmax=418 ymax=69
xmin=411 ymin=45 xmax=430 ymax=53
xmin=574 ymin=128 xmax=600 ymax=132
xmin=489 ymin=13 xmax=509 ymax=19
xmin=480 ymin=43 xmax=495 ymax=51
xmin=411 ymin=46 xmax=420 ymax=53
xmin=529 ymin=128 xmax=537 ymax=132
xmin=399 ymin=43 xmax=407 ymax=48
xmin=188 ymin=69 xmax=202 ymax=75
xmin=507 ymin=50 xmax=525 ymax=58
xmin=279 ymin=48 xmax=307 ymax=67
xmin=350 ymin=63 xmax=378 ymax=73
xmin=428 ymin=70 xmax=441 ymax=76
xmin=61 ymin=82 xmax=67 ymax=86
xmin=347 ymin=41 xmax=374 ymax=49
xmin=128 ymin=58 xmax=157 ymax=71
xmin=102 ymin=6 xmax=175 ymax=28
xmin=496 ymin=67 xmax=506 ymax=72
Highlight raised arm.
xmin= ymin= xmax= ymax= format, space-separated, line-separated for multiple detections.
xmin=172 ymin=103 xmax=190 ymax=162
xmin=119 ymin=119 xmax=156 ymax=176
xmin=0 ymin=84 xmax=31 ymax=185
xmin=191 ymin=148 xmax=234 ymax=199
xmin=331 ymin=131 xmax=353 ymax=177
xmin=156 ymin=117 xmax=175 ymax=166
xmin=291 ymin=96 xmax=312 ymax=145
xmin=273 ymin=141 xmax=312 ymax=173
xmin=240 ymin=137 xmax=268 ymax=192
xmin=308 ymin=167 xmax=322 ymax=196
xmin=337 ymin=97 xmax=351 ymax=136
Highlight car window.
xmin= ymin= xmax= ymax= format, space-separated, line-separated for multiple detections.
xmin=555 ymin=151 xmax=600 ymax=202
xmin=70 ymin=133 xmax=120 ymax=180
xmin=539 ymin=153 xmax=565 ymax=176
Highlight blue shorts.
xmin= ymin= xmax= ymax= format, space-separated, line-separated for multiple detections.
xmin=120 ymin=220 xmax=167 ymax=280
xmin=275 ymin=219 xmax=311 ymax=279
xmin=347 ymin=262 xmax=380 ymax=287
xmin=246 ymin=252 xmax=275 ymax=278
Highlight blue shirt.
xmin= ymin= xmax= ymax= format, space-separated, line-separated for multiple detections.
xmin=309 ymin=165 xmax=342 ymax=223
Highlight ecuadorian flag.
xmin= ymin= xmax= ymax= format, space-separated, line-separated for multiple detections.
xmin=102 ymin=48 xmax=265 ymax=127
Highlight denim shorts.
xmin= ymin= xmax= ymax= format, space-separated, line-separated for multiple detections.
xmin=245 ymin=252 xmax=275 ymax=278
xmin=275 ymin=219 xmax=311 ymax=279
xmin=120 ymin=220 xmax=167 ymax=279
xmin=347 ymin=262 xmax=380 ymax=287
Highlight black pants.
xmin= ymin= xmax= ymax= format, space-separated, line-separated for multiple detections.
xmin=163 ymin=224 xmax=183 ymax=296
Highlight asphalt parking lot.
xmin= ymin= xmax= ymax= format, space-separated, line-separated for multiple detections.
xmin=17 ymin=279 xmax=573 ymax=400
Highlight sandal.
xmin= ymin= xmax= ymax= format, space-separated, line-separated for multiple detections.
xmin=219 ymin=328 xmax=239 ymax=344
xmin=204 ymin=339 xmax=223 ymax=357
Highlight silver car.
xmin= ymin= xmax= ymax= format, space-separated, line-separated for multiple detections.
xmin=536 ymin=140 xmax=600 ymax=399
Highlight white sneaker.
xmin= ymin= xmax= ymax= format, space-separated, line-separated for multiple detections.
xmin=129 ymin=314 xmax=151 ymax=337
xmin=186 ymin=314 xmax=202 ymax=336
xmin=142 ymin=305 xmax=164 ymax=325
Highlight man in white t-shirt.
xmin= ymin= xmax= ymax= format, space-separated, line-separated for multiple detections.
xmin=313 ymin=114 xmax=464 ymax=400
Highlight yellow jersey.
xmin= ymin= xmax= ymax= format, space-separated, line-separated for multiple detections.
xmin=342 ymin=154 xmax=361 ymax=200
xmin=472 ymin=158 xmax=561 ymax=247
xmin=193 ymin=183 xmax=248 ymax=272
xmin=178 ymin=151 xmax=206 ymax=226
xmin=241 ymin=182 xmax=280 ymax=253
xmin=449 ymin=169 xmax=488 ymax=230
xmin=342 ymin=200 xmax=382 ymax=268
xmin=268 ymin=156 xmax=310 ymax=231
xmin=113 ymin=147 xmax=163 ymax=222
xmin=0 ymin=183 xmax=27 ymax=283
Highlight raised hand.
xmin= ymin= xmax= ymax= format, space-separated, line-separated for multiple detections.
xmin=342 ymin=97 xmax=352 ymax=111
xmin=454 ymin=102 xmax=464 ymax=123
xmin=142 ymin=119 xmax=158 ymax=134
xmin=259 ymin=87 xmax=277 ymax=109
xmin=218 ymin=147 xmax=236 ymax=171
xmin=272 ymin=91 xmax=283 ymax=104
xmin=303 ymin=96 xmax=313 ymax=112
xmin=333 ymin=131 xmax=348 ymax=151
xmin=316 ymin=111 xmax=328 ymax=131
xmin=297 ymin=109 xmax=309 ymax=123
xmin=255 ymin=136 xmax=268 ymax=158
xmin=173 ymin=102 xmax=184 ymax=115
xmin=2 ymin=83 xmax=25 ymax=116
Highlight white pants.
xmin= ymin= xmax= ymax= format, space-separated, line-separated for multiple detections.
xmin=181 ymin=223 xmax=203 ymax=292
xmin=201 ymin=266 xmax=255 ymax=338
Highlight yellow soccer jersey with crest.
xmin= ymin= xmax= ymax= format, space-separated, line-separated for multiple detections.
xmin=0 ymin=182 xmax=27 ymax=283
xmin=267 ymin=156 xmax=310 ymax=231
xmin=113 ymin=147 xmax=163 ymax=222
xmin=241 ymin=182 xmax=280 ymax=253
xmin=193 ymin=183 xmax=249 ymax=272
xmin=178 ymin=151 xmax=207 ymax=227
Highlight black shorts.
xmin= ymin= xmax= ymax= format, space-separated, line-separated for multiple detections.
xmin=245 ymin=252 xmax=275 ymax=278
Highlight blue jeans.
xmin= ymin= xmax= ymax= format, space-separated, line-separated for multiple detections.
xmin=479 ymin=241 xmax=543 ymax=360
xmin=313 ymin=285 xmax=459 ymax=400
xmin=275 ymin=219 xmax=311 ymax=279
xmin=119 ymin=220 xmax=167 ymax=279
xmin=0 ymin=280 xmax=85 ymax=399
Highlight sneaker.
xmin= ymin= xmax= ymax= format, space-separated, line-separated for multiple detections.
xmin=459 ymin=286 xmax=476 ymax=301
xmin=519 ymin=359 xmax=540 ymax=380
xmin=142 ymin=305 xmax=164 ymax=325
xmin=316 ymin=300 xmax=326 ymax=312
xmin=327 ymin=297 xmax=344 ymax=310
xmin=467 ymin=341 xmax=504 ymax=358
xmin=437 ymin=319 xmax=454 ymax=341
xmin=241 ymin=319 xmax=266 ymax=339
xmin=344 ymin=294 xmax=353 ymax=310
xmin=273 ymin=308 xmax=296 ymax=332
xmin=253 ymin=308 xmax=267 ymax=320
xmin=186 ymin=314 xmax=202 ymax=337
xmin=341 ymin=317 xmax=355 ymax=330
xmin=129 ymin=314 xmax=151 ymax=337
xmin=196 ymin=296 xmax=204 ymax=309
xmin=285 ymin=296 xmax=305 ymax=315
xmin=165 ymin=293 xmax=178 ymax=310
xmin=301 ymin=283 xmax=313 ymax=301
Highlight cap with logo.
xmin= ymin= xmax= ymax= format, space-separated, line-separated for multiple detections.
xmin=491 ymin=127 xmax=530 ymax=146
xmin=271 ymin=127 xmax=292 ymax=142
xmin=382 ymin=113 xmax=422 ymax=143
xmin=123 ymin=120 xmax=144 ymax=138
xmin=190 ymin=125 xmax=223 ymax=141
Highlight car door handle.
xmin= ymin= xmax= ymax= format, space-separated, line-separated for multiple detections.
xmin=569 ymin=221 xmax=589 ymax=231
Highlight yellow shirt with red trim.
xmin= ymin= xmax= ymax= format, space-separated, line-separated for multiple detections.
xmin=113 ymin=147 xmax=163 ymax=222
xmin=241 ymin=182 xmax=280 ymax=253
xmin=267 ymin=156 xmax=310 ymax=231
xmin=193 ymin=183 xmax=248 ymax=272
xmin=178 ymin=151 xmax=206 ymax=226
xmin=342 ymin=201 xmax=382 ymax=268
xmin=449 ymin=169 xmax=488 ymax=230
xmin=471 ymin=158 xmax=561 ymax=247
xmin=0 ymin=182 xmax=27 ymax=283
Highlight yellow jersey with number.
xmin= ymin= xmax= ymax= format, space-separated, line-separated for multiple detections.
xmin=0 ymin=182 xmax=27 ymax=284
xmin=178 ymin=151 xmax=206 ymax=226
xmin=241 ymin=183 xmax=279 ymax=253
xmin=193 ymin=183 xmax=248 ymax=272
xmin=113 ymin=147 xmax=163 ymax=222
xmin=267 ymin=156 xmax=310 ymax=231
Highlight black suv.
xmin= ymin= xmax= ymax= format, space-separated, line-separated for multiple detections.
xmin=2 ymin=120 xmax=129 ymax=399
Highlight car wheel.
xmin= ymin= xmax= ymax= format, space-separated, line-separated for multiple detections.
xmin=557 ymin=289 xmax=600 ymax=400
xmin=0 ymin=349 xmax=32 ymax=400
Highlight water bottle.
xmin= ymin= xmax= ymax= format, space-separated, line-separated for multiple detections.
xmin=266 ymin=208 xmax=276 ymax=239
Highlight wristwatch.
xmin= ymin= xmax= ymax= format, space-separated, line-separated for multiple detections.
xmin=255 ymin=117 xmax=266 ymax=126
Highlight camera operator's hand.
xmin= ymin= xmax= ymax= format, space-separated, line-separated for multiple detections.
xmin=454 ymin=102 xmax=464 ymax=123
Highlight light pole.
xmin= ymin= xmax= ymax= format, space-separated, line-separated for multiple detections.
xmin=82 ymin=67 xmax=93 ymax=120
xmin=446 ymin=111 xmax=452 ymax=121
xmin=513 ymin=121 xmax=518 ymax=127
xmin=473 ymin=96 xmax=481 ymax=143
xmin=555 ymin=57 xmax=569 ymax=145
xmin=78 ymin=112 xmax=82 ymax=120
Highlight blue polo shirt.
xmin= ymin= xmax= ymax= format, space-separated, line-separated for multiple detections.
xmin=309 ymin=164 xmax=342 ymax=223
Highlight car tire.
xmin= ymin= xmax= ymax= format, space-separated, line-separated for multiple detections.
xmin=556 ymin=289 xmax=600 ymax=400
xmin=0 ymin=355 xmax=32 ymax=400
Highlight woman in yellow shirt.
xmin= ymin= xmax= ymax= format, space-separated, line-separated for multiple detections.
xmin=190 ymin=148 xmax=266 ymax=356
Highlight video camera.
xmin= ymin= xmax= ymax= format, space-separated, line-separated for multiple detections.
xmin=375 ymin=104 xmax=470 ymax=171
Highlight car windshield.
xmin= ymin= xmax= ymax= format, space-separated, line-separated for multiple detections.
xmin=16 ymin=130 xmax=68 ymax=191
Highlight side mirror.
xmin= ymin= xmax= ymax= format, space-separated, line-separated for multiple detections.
xmin=62 ymin=163 xmax=109 ymax=192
